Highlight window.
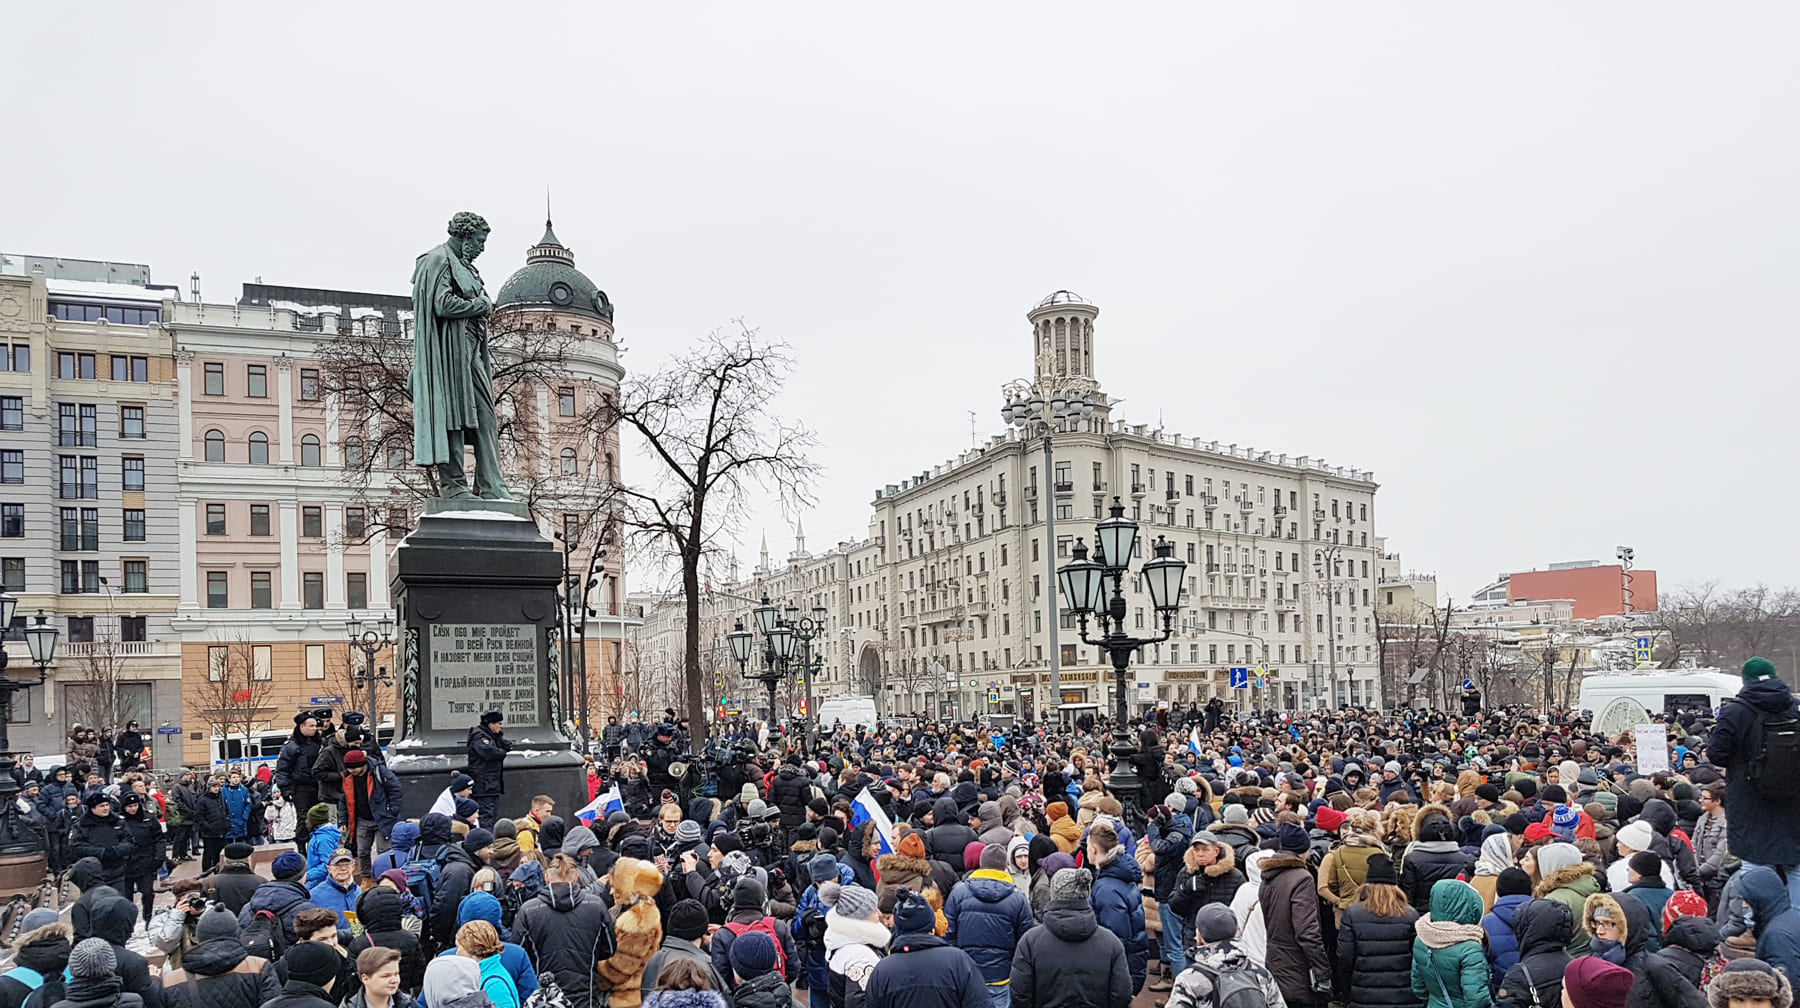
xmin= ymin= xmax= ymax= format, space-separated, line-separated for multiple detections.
xmin=60 ymin=560 xmax=99 ymax=594
xmin=558 ymin=387 xmax=576 ymax=416
xmin=206 ymin=503 xmax=226 ymax=535
xmin=302 ymin=572 xmax=324 ymax=609
xmin=253 ymin=645 xmax=272 ymax=681
xmin=248 ymin=432 xmax=269 ymax=464
xmin=202 ymin=362 xmax=224 ymax=395
xmin=347 ymin=571 xmax=368 ymax=609
xmin=0 ymin=505 xmax=20 ymax=538
xmin=60 ymin=508 xmax=99 ymax=551
xmin=110 ymin=356 xmax=148 ymax=382
xmin=300 ymin=434 xmax=321 ymax=467
xmin=0 ymin=397 xmax=19 ymax=431
xmin=58 ymin=403 xmax=96 ymax=446
xmin=119 ymin=405 xmax=145 ymax=438
xmin=343 ymin=437 xmax=364 ymax=469
xmin=204 ymin=429 xmax=225 ymax=462
xmin=122 ymin=456 xmax=144 ymax=492
xmin=345 ymin=507 xmax=366 ymax=539
xmin=0 ymin=452 xmax=19 ymax=484
xmin=122 ymin=509 xmax=145 ymax=542
xmin=246 ymin=364 xmax=268 ymax=398
xmin=299 ymin=368 xmax=320 ymax=400
xmin=121 ymin=559 xmax=147 ymax=593
xmin=249 ymin=504 xmax=270 ymax=536
xmin=387 ymin=506 xmax=411 ymax=534
xmin=604 ymin=453 xmax=615 ymax=482
xmin=0 ymin=558 xmax=22 ymax=591
xmin=386 ymin=444 xmax=408 ymax=470
xmin=119 ymin=616 xmax=146 ymax=643
xmin=206 ymin=571 xmax=229 ymax=608
xmin=57 ymin=353 xmax=96 ymax=380
xmin=560 ymin=447 xmax=578 ymax=475
xmin=67 ymin=617 xmax=94 ymax=643
xmin=305 ymin=643 xmax=327 ymax=680
xmin=207 ymin=645 xmax=227 ymax=681
xmin=302 ymin=506 xmax=323 ymax=537
xmin=1 ymin=346 xmax=28 ymax=374
xmin=59 ymin=456 xmax=97 ymax=499
xmin=250 ymin=571 xmax=272 ymax=609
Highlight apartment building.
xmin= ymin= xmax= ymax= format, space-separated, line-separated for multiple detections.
xmin=0 ymin=258 xmax=185 ymax=761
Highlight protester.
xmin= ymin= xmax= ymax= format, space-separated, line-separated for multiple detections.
xmin=863 ymin=890 xmax=987 ymax=1008
xmin=1493 ymin=901 xmax=1574 ymax=1008
xmin=1336 ymin=852 xmax=1420 ymax=1008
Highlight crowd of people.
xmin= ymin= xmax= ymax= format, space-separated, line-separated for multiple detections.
xmin=5 ymin=657 xmax=1800 ymax=1008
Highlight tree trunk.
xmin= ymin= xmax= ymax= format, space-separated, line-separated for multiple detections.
xmin=682 ymin=537 xmax=708 ymax=755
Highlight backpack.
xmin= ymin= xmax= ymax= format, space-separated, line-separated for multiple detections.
xmin=522 ymin=971 xmax=570 ymax=1008
xmin=242 ymin=909 xmax=287 ymax=962
xmin=724 ymin=917 xmax=789 ymax=979
xmin=1190 ymin=960 xmax=1272 ymax=1008
xmin=402 ymin=844 xmax=451 ymax=917
xmin=1741 ymin=703 xmax=1800 ymax=802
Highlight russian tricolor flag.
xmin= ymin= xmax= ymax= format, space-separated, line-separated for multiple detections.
xmin=848 ymin=787 xmax=895 ymax=855
xmin=575 ymin=786 xmax=623 ymax=826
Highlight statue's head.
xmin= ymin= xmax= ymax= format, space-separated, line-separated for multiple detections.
xmin=446 ymin=211 xmax=491 ymax=260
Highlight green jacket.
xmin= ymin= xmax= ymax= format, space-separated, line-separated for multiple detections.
xmin=1411 ymin=879 xmax=1492 ymax=1008
xmin=1535 ymin=862 xmax=1600 ymax=956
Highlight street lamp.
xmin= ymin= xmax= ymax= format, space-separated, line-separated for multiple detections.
xmin=1312 ymin=543 xmax=1347 ymax=711
xmin=1057 ymin=498 xmax=1186 ymax=821
xmin=1004 ymin=380 xmax=1099 ymax=721
xmin=731 ymin=602 xmax=804 ymax=743
xmin=0 ymin=601 xmax=57 ymax=853
xmin=786 ymin=604 xmax=830 ymax=746
xmin=346 ymin=613 xmax=395 ymax=733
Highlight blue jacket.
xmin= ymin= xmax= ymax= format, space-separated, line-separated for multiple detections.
xmin=943 ymin=868 xmax=1034 ymax=984
xmin=308 ymin=877 xmax=362 ymax=926
xmin=792 ymin=862 xmax=857 ymax=991
xmin=1740 ymin=867 xmax=1800 ymax=980
xmin=1090 ymin=851 xmax=1148 ymax=992
xmin=864 ymin=932 xmax=989 ymax=1008
xmin=222 ymin=783 xmax=252 ymax=837
xmin=237 ymin=878 xmax=317 ymax=945
xmin=1481 ymin=893 xmax=1530 ymax=987
xmin=306 ymin=823 xmax=344 ymax=886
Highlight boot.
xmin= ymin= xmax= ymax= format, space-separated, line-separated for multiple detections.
xmin=1148 ymin=962 xmax=1174 ymax=992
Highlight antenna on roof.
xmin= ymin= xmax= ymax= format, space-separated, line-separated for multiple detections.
xmin=968 ymin=410 xmax=978 ymax=448
xmin=546 ymin=185 xmax=552 ymax=227
xmin=190 ymin=272 xmax=201 ymax=303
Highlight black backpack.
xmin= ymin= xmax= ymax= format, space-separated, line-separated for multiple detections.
xmin=1736 ymin=701 xmax=1800 ymax=801
xmin=242 ymin=908 xmax=287 ymax=962
xmin=1189 ymin=960 xmax=1272 ymax=1008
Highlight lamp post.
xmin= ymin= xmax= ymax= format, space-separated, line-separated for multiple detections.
xmin=1312 ymin=543 xmax=1347 ymax=711
xmin=1057 ymin=498 xmax=1187 ymax=821
xmin=346 ymin=612 xmax=395 ymax=730
xmin=786 ymin=604 xmax=829 ymax=747
xmin=1003 ymin=383 xmax=1099 ymax=723
xmin=0 ymin=600 xmax=58 ymax=853
xmin=730 ymin=598 xmax=801 ymax=746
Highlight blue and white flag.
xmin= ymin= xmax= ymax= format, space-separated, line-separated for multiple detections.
xmin=574 ymin=786 xmax=623 ymax=826
xmin=1189 ymin=726 xmax=1204 ymax=759
xmin=848 ymin=786 xmax=895 ymax=856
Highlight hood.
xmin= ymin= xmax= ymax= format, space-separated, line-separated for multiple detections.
xmin=536 ymin=880 xmax=589 ymax=913
xmin=824 ymin=910 xmax=891 ymax=953
xmin=963 ymin=870 xmax=1018 ymax=901
xmin=389 ymin=820 xmax=420 ymax=850
xmin=1663 ymin=914 xmax=1719 ymax=955
xmin=1739 ymin=866 xmax=1793 ymax=921
xmin=90 ymin=894 xmax=138 ymax=945
xmin=1534 ymin=861 xmax=1598 ymax=898
xmin=1416 ymin=804 xmax=1455 ymax=842
xmin=931 ymin=797 xmax=961 ymax=825
xmin=1240 ymin=848 xmax=1272 ymax=886
xmin=458 ymin=891 xmax=504 ymax=928
xmin=357 ymin=886 xmax=407 ymax=932
xmin=1512 ymin=898 xmax=1575 ymax=957
xmin=13 ymin=922 xmax=72 ymax=977
xmin=1043 ymin=902 xmax=1099 ymax=942
xmin=1096 ymin=849 xmax=1142 ymax=884
xmin=1476 ymin=833 xmax=1514 ymax=875
xmin=1428 ymin=879 xmax=1483 ymax=926
xmin=1639 ymin=799 xmax=1676 ymax=835
xmin=1007 ymin=833 xmax=1031 ymax=870
xmin=539 ymin=815 xmax=566 ymax=851
xmin=1740 ymin=676 xmax=1797 ymax=714
xmin=418 ymin=813 xmax=455 ymax=845
xmin=182 ymin=937 xmax=249 ymax=976
xmin=1585 ymin=891 xmax=1652 ymax=955
xmin=69 ymin=857 xmax=106 ymax=891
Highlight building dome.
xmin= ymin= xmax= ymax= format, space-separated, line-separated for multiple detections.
xmin=495 ymin=220 xmax=613 ymax=322
xmin=1033 ymin=289 xmax=1093 ymax=310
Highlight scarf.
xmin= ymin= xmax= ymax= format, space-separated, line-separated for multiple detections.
xmin=1415 ymin=913 xmax=1487 ymax=949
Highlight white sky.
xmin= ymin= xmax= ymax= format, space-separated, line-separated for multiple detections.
xmin=8 ymin=4 xmax=1794 ymax=602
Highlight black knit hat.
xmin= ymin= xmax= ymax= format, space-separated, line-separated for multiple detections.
xmin=1365 ymin=852 xmax=1400 ymax=886
xmin=284 ymin=941 xmax=342 ymax=988
xmin=1497 ymin=867 xmax=1533 ymax=897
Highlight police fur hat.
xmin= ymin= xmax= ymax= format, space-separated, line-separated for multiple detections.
xmin=1708 ymin=960 xmax=1793 ymax=1008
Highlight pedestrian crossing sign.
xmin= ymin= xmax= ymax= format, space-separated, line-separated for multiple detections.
xmin=1229 ymin=667 xmax=1249 ymax=689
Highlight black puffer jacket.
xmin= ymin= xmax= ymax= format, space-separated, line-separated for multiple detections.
xmin=1495 ymin=899 xmax=1574 ymax=1008
xmin=193 ymin=791 xmax=229 ymax=840
xmin=427 ymin=842 xmax=480 ymax=949
xmin=767 ymin=764 xmax=813 ymax=830
xmin=342 ymin=887 xmax=424 ymax=995
xmin=118 ymin=808 xmax=162 ymax=878
xmin=1168 ymin=845 xmax=1245 ymax=922
xmin=1631 ymin=915 xmax=1718 ymax=1008
xmin=273 ymin=730 xmax=322 ymax=795
xmin=160 ymin=909 xmax=279 ymax=1008
xmin=68 ymin=808 xmax=129 ymax=883
xmin=1009 ymin=902 xmax=1133 ymax=1008
xmin=514 ymin=883 xmax=617 ymax=1008
xmin=923 ymin=798 xmax=977 ymax=867
xmin=1400 ymin=806 xmax=1476 ymax=914
xmin=0 ymin=920 xmax=71 ymax=1008
xmin=1336 ymin=902 xmax=1423 ymax=1008
xmin=88 ymin=896 xmax=164 ymax=1008
xmin=202 ymin=861 xmax=262 ymax=915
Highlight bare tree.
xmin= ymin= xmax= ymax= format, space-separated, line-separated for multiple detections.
xmin=323 ymin=644 xmax=397 ymax=730
xmin=186 ymin=637 xmax=280 ymax=769
xmin=62 ymin=635 xmax=144 ymax=735
xmin=599 ymin=326 xmax=820 ymax=751
xmin=1658 ymin=582 xmax=1800 ymax=681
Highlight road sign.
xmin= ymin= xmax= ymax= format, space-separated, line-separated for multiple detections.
xmin=309 ymin=696 xmax=345 ymax=705
xmin=1462 ymin=679 xmax=1476 ymax=691
xmin=968 ymin=680 xmax=977 ymax=688
xmin=1229 ymin=668 xmax=1249 ymax=689
xmin=1636 ymin=647 xmax=1654 ymax=663
xmin=1636 ymin=636 xmax=1651 ymax=650
xmin=156 ymin=726 xmax=181 ymax=735
xmin=986 ymin=690 xmax=1000 ymax=703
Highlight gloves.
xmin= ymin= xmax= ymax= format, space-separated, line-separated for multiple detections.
xmin=1697 ymin=863 xmax=1718 ymax=881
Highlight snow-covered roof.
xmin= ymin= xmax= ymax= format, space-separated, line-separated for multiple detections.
xmin=46 ymin=279 xmax=174 ymax=303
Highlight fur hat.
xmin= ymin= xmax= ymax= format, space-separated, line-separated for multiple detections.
xmin=1709 ymin=959 xmax=1794 ymax=1008
xmin=69 ymin=937 xmax=114 ymax=979
xmin=728 ymin=930 xmax=778 ymax=979
xmin=1048 ymin=866 xmax=1092 ymax=904
xmin=893 ymin=889 xmax=936 ymax=934
xmin=833 ymin=885 xmax=879 ymax=921
xmin=1194 ymin=903 xmax=1238 ymax=943
xmin=1565 ymin=956 xmax=1634 ymax=1008
xmin=666 ymin=899 xmax=708 ymax=941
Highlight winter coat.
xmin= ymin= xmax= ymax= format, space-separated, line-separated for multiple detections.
xmin=1480 ymin=894 xmax=1531 ymax=988
xmin=1736 ymin=866 xmax=1800 ymax=980
xmin=159 ymin=937 xmax=278 ymax=1008
xmin=1409 ymin=881 xmax=1490 ymax=1008
xmin=823 ymin=911 xmax=888 ymax=1008
xmin=1624 ymin=880 xmax=1674 ymax=937
xmin=641 ymin=936 xmax=729 ymax=1002
xmin=193 ymin=792 xmax=229 ymax=840
xmin=729 ymin=974 xmax=790 ymax=1008
xmin=118 ymin=811 xmax=163 ymax=878
xmin=1532 ymin=862 xmax=1599 ymax=956
xmin=304 ymin=824 xmax=344 ymax=887
xmin=1338 ymin=901 xmax=1423 ymax=1008
xmin=258 ymin=981 xmax=335 ymax=1008
xmin=273 ymin=732 xmax=322 ymax=796
xmin=1262 ymin=852 xmax=1331 ymax=1007
xmin=88 ymin=896 xmax=164 ymax=1008
xmin=1166 ymin=938 xmax=1290 ymax=1008
xmin=68 ymin=809 xmax=129 ymax=884
xmin=943 ymin=868 xmax=1033 ymax=984
xmin=1707 ymin=676 xmax=1800 ymax=866
xmin=235 ymin=878 xmax=316 ymax=947
xmin=307 ymin=877 xmax=362 ymax=928
xmin=922 ymin=801 xmax=978 ymax=868
xmin=1089 ymin=850 xmax=1148 ymax=993
xmin=1402 ymin=808 xmax=1477 ymax=915
xmin=219 ymin=785 xmax=251 ymax=839
xmin=1632 ymin=915 xmax=1717 ymax=1008
xmin=201 ymin=861 xmax=263 ymax=915
xmin=862 ymin=932 xmax=987 ymax=1008
xmin=1169 ymin=845 xmax=1245 ymax=923
xmin=342 ymin=887 xmax=425 ymax=995
xmin=767 ymin=765 xmax=813 ymax=830
xmin=871 ymin=851 xmax=938 ymax=915
xmin=1145 ymin=813 xmax=1193 ymax=900
xmin=50 ymin=977 xmax=142 ymax=1008
xmin=427 ymin=844 xmax=480 ymax=950
xmin=465 ymin=724 xmax=512 ymax=798
xmin=1493 ymin=900 xmax=1573 ymax=1008
xmin=1010 ymin=900 xmax=1132 ymax=1008
xmin=0 ymin=920 xmax=71 ymax=1008
xmin=514 ymin=883 xmax=618 ymax=1008
xmin=1583 ymin=892 xmax=1652 ymax=978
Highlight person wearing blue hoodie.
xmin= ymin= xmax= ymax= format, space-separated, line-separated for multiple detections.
xmin=304 ymin=805 xmax=345 ymax=887
xmin=1730 ymin=866 xmax=1800 ymax=981
xmin=1087 ymin=821 xmax=1148 ymax=994
xmin=792 ymin=854 xmax=855 ymax=1008
xmin=371 ymin=821 xmax=419 ymax=877
xmin=1480 ymin=868 xmax=1533 ymax=990
xmin=414 ymin=892 xmax=540 ymax=1008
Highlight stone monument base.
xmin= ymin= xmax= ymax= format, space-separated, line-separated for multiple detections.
xmin=389 ymin=746 xmax=589 ymax=823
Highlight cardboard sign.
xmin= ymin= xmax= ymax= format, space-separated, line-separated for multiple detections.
xmin=1634 ymin=723 xmax=1670 ymax=773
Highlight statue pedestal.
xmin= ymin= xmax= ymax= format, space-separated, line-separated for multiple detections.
xmin=387 ymin=507 xmax=586 ymax=821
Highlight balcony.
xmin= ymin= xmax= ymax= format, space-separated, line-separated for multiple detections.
xmin=1237 ymin=499 xmax=1254 ymax=512
xmin=1166 ymin=489 xmax=1180 ymax=501
xmin=48 ymin=639 xmax=181 ymax=659
xmin=1023 ymin=485 xmax=1037 ymax=498
xmin=1274 ymin=597 xmax=1298 ymax=610
xmin=1053 ymin=482 xmax=1074 ymax=495
xmin=1202 ymin=496 xmax=1219 ymax=510
xmin=1130 ymin=483 xmax=1146 ymax=496
xmin=992 ymin=492 xmax=1006 ymax=507
xmin=1193 ymin=594 xmax=1262 ymax=611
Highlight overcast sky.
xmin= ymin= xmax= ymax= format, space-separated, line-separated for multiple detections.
xmin=10 ymin=4 xmax=1794 ymax=602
